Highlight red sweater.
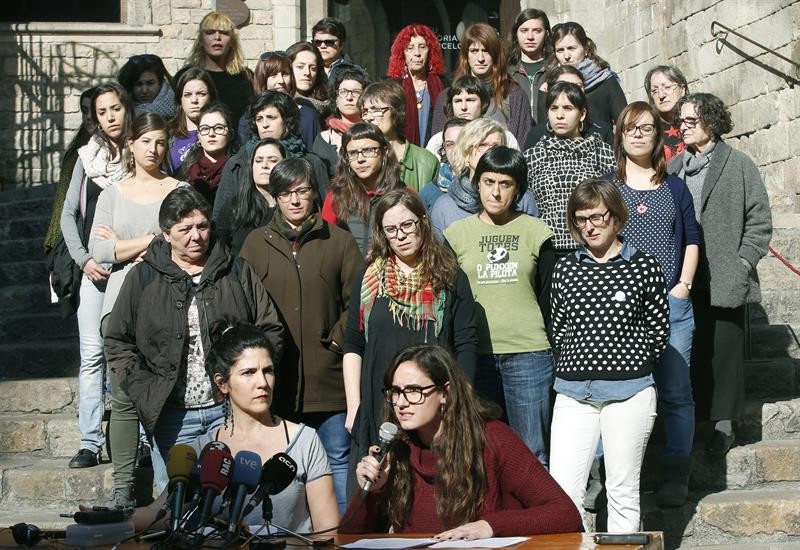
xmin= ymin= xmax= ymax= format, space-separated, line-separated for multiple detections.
xmin=340 ymin=421 xmax=582 ymax=535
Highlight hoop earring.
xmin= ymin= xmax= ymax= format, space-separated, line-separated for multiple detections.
xmin=580 ymin=119 xmax=585 ymax=134
xmin=546 ymin=120 xmax=553 ymax=134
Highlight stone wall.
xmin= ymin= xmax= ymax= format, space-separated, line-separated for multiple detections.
xmin=0 ymin=0 xmax=323 ymax=190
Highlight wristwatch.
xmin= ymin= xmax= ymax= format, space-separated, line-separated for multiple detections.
xmin=679 ymin=280 xmax=693 ymax=291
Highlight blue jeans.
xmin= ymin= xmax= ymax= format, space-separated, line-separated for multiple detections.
xmin=302 ymin=411 xmax=350 ymax=516
xmin=475 ymin=351 xmax=554 ymax=467
xmin=150 ymin=403 xmax=226 ymax=493
xmin=76 ymin=275 xmax=106 ymax=454
xmin=654 ymin=293 xmax=696 ymax=457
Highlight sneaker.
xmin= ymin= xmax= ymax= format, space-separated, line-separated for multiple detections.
xmin=68 ymin=449 xmax=99 ymax=469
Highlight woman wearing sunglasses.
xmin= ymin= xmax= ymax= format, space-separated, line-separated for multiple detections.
xmin=342 ymin=189 xmax=478 ymax=499
xmin=342 ymin=344 xmax=581 ymax=537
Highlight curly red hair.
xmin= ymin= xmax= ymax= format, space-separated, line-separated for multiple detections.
xmin=387 ymin=24 xmax=446 ymax=78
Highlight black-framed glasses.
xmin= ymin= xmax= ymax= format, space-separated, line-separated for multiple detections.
xmin=276 ymin=186 xmax=314 ymax=203
xmin=345 ymin=146 xmax=382 ymax=161
xmin=337 ymin=87 xmax=363 ymax=98
xmin=313 ymin=38 xmax=339 ymax=48
xmin=260 ymin=50 xmax=287 ymax=61
xmin=573 ymin=210 xmax=610 ymax=228
xmin=197 ymin=124 xmax=229 ymax=136
xmin=362 ymin=106 xmax=391 ymax=119
xmin=623 ymin=123 xmax=656 ymax=136
xmin=676 ymin=116 xmax=699 ymax=128
xmin=383 ymin=218 xmax=421 ymax=238
xmin=382 ymin=384 xmax=440 ymax=405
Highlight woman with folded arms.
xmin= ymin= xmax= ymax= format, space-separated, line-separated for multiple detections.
xmin=342 ymin=344 xmax=581 ymax=537
xmin=549 ymin=178 xmax=669 ymax=532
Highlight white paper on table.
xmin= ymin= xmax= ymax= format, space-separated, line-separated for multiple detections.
xmin=341 ymin=537 xmax=438 ymax=549
xmin=430 ymin=537 xmax=529 ymax=548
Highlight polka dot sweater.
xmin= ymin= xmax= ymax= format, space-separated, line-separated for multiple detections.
xmin=550 ymin=250 xmax=670 ymax=381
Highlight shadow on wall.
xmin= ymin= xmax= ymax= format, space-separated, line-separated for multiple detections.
xmin=1 ymin=29 xmax=119 ymax=190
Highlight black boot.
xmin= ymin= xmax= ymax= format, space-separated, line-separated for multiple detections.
xmin=657 ymin=456 xmax=692 ymax=507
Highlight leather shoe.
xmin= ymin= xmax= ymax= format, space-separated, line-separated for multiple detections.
xmin=705 ymin=429 xmax=735 ymax=457
xmin=68 ymin=449 xmax=99 ymax=468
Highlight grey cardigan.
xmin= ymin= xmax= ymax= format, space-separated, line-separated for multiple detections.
xmin=667 ymin=140 xmax=772 ymax=308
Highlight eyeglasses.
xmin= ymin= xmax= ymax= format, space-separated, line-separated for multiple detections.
xmin=276 ymin=186 xmax=314 ymax=203
xmin=260 ymin=50 xmax=287 ymax=61
xmin=649 ymin=83 xmax=681 ymax=96
xmin=677 ymin=116 xmax=699 ymax=128
xmin=474 ymin=140 xmax=499 ymax=155
xmin=623 ymin=123 xmax=656 ymax=136
xmin=362 ymin=107 xmax=391 ymax=119
xmin=573 ymin=210 xmax=610 ymax=228
xmin=383 ymin=218 xmax=421 ymax=238
xmin=337 ymin=88 xmax=363 ymax=98
xmin=345 ymin=146 xmax=382 ymax=161
xmin=382 ymin=384 xmax=440 ymax=406
xmin=198 ymin=124 xmax=229 ymax=136
xmin=313 ymin=38 xmax=338 ymax=48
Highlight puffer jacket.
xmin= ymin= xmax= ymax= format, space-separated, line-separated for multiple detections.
xmin=104 ymin=237 xmax=284 ymax=434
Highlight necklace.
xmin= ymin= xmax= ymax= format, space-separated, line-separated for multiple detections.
xmin=636 ymin=190 xmax=648 ymax=214
xmin=415 ymin=81 xmax=427 ymax=110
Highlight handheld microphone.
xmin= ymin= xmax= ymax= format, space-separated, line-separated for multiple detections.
xmin=196 ymin=444 xmax=234 ymax=529
xmin=241 ymin=452 xmax=298 ymax=518
xmin=363 ymin=422 xmax=398 ymax=492
xmin=166 ymin=444 xmax=197 ymax=532
xmin=226 ymin=451 xmax=262 ymax=535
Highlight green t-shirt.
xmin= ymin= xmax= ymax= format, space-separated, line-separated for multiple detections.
xmin=445 ymin=214 xmax=553 ymax=354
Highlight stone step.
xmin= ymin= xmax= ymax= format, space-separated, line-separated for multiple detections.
xmin=0 ymin=377 xmax=77 ymax=414
xmin=643 ymin=482 xmax=800 ymax=548
xmin=0 ymin=282 xmax=54 ymax=311
xmin=0 ymin=215 xmax=50 ymax=240
xmin=0 ymin=195 xmax=54 ymax=221
xmin=0 ymin=237 xmax=47 ymax=263
xmin=0 ymin=259 xmax=48 ymax=288
xmin=738 ymin=396 xmax=800 ymax=442
xmin=0 ymin=457 xmax=113 ymax=510
xmin=750 ymin=324 xmax=800 ymax=359
xmin=0 ymin=311 xmax=78 ymax=340
xmin=745 ymin=358 xmax=800 ymax=397
xmin=0 ymin=413 xmax=81 ymax=458
xmin=691 ymin=440 xmax=800 ymax=490
xmin=0 ymin=340 xmax=79 ymax=379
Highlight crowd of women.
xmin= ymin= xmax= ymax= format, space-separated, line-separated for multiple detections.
xmin=47 ymin=6 xmax=772 ymax=538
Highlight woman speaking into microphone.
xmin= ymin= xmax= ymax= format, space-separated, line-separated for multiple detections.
xmin=341 ymin=345 xmax=581 ymax=538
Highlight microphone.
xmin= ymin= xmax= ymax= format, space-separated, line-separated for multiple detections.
xmin=241 ymin=452 xmax=298 ymax=518
xmin=195 ymin=444 xmax=234 ymax=529
xmin=226 ymin=451 xmax=262 ymax=535
xmin=166 ymin=444 xmax=197 ymax=532
xmin=362 ymin=422 xmax=398 ymax=492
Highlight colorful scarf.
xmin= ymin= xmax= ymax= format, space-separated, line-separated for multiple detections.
xmin=326 ymin=116 xmax=357 ymax=134
xmin=359 ymin=256 xmax=446 ymax=341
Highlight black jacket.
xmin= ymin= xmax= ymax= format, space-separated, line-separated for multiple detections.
xmin=104 ymin=237 xmax=284 ymax=434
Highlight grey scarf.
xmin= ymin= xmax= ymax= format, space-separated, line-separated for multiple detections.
xmin=682 ymin=140 xmax=717 ymax=220
xmin=578 ymin=58 xmax=616 ymax=92
xmin=448 ymin=173 xmax=480 ymax=213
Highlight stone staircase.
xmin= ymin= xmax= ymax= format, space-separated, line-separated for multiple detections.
xmin=0 ymin=184 xmax=799 ymax=544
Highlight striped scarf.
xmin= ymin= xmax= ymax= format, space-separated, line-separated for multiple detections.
xmin=359 ymin=256 xmax=445 ymax=341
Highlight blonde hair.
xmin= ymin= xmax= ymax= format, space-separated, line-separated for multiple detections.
xmin=450 ymin=118 xmax=506 ymax=176
xmin=187 ymin=12 xmax=248 ymax=76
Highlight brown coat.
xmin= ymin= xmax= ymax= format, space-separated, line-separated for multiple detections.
xmin=240 ymin=216 xmax=363 ymax=416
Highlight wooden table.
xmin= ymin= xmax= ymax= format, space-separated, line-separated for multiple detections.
xmin=0 ymin=530 xmax=662 ymax=549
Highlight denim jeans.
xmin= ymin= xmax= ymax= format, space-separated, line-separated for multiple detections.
xmin=150 ymin=403 xmax=226 ymax=493
xmin=475 ymin=351 xmax=554 ymax=467
xmin=76 ymin=275 xmax=106 ymax=454
xmin=302 ymin=411 xmax=350 ymax=516
xmin=550 ymin=386 xmax=657 ymax=532
xmin=654 ymin=293 xmax=696 ymax=457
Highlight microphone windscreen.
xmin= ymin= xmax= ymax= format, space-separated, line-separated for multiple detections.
xmin=232 ymin=451 xmax=262 ymax=490
xmin=261 ymin=452 xmax=297 ymax=495
xmin=167 ymin=444 xmax=197 ymax=487
xmin=378 ymin=422 xmax=398 ymax=444
xmin=199 ymin=448 xmax=234 ymax=494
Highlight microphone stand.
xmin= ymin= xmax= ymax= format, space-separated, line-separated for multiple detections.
xmin=261 ymin=496 xmax=316 ymax=547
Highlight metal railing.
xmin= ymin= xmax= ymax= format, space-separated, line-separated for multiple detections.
xmin=710 ymin=20 xmax=800 ymax=80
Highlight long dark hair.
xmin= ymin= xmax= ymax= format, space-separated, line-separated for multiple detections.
xmin=547 ymin=22 xmax=610 ymax=73
xmin=169 ymin=68 xmax=219 ymax=138
xmin=367 ymin=189 xmax=459 ymax=292
xmin=381 ymin=345 xmax=500 ymax=530
xmin=453 ymin=23 xmax=514 ymax=107
xmin=231 ymin=138 xmax=287 ymax=233
xmin=613 ymin=101 xmax=666 ymax=185
xmin=117 ymin=53 xmax=173 ymax=99
xmin=286 ymin=41 xmax=329 ymax=101
xmin=507 ymin=9 xmax=552 ymax=65
xmin=545 ymin=81 xmax=590 ymax=138
xmin=329 ymin=122 xmax=404 ymax=222
xmin=91 ymin=82 xmax=134 ymax=160
xmin=125 ymin=112 xmax=170 ymax=175
xmin=205 ymin=320 xmax=277 ymax=400
xmin=178 ymin=102 xmax=240 ymax=179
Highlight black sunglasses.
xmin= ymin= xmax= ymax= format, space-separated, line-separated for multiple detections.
xmin=312 ymin=38 xmax=338 ymax=48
